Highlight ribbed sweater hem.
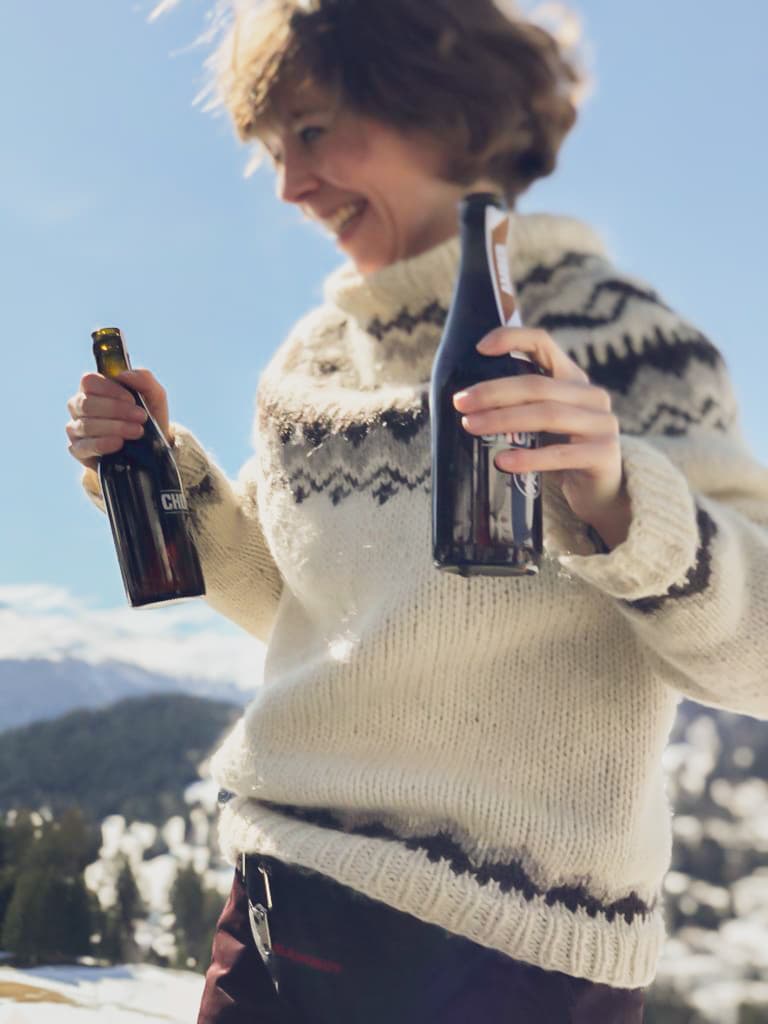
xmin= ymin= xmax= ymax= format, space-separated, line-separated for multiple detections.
xmin=217 ymin=799 xmax=665 ymax=990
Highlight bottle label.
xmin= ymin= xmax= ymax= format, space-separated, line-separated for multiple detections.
xmin=160 ymin=490 xmax=189 ymax=514
xmin=480 ymin=430 xmax=541 ymax=499
xmin=484 ymin=206 xmax=531 ymax=363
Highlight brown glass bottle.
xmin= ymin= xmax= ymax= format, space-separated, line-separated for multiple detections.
xmin=430 ymin=193 xmax=543 ymax=576
xmin=92 ymin=327 xmax=205 ymax=607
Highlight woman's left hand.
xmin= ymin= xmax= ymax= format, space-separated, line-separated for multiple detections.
xmin=452 ymin=326 xmax=632 ymax=550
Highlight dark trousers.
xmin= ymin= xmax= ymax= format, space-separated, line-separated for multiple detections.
xmin=197 ymin=856 xmax=645 ymax=1024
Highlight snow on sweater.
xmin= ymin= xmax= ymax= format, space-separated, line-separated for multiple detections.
xmin=83 ymin=212 xmax=768 ymax=989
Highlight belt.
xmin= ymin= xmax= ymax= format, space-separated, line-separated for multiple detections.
xmin=240 ymin=852 xmax=275 ymax=967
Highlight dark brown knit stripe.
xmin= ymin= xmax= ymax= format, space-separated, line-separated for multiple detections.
xmin=623 ymin=396 xmax=730 ymax=437
xmin=368 ymin=300 xmax=447 ymax=341
xmin=515 ymin=251 xmax=597 ymax=292
xmin=278 ymin=395 xmax=430 ymax=449
xmin=535 ymin=278 xmax=673 ymax=336
xmin=263 ymin=802 xmax=653 ymax=926
xmin=564 ymin=329 xmax=723 ymax=397
xmin=187 ymin=473 xmax=220 ymax=503
xmin=627 ymin=506 xmax=718 ymax=614
xmin=290 ymin=463 xmax=430 ymax=506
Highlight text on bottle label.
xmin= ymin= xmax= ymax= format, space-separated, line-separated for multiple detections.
xmin=160 ymin=490 xmax=189 ymax=513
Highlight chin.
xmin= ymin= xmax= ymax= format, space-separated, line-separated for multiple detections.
xmin=348 ymin=250 xmax=390 ymax=275
xmin=342 ymin=222 xmax=400 ymax=275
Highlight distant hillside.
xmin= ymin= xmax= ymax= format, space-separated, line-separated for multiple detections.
xmin=0 ymin=694 xmax=241 ymax=825
xmin=0 ymin=657 xmax=250 ymax=731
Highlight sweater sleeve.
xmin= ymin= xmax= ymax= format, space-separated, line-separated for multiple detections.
xmin=81 ymin=425 xmax=283 ymax=642
xmin=541 ymin=265 xmax=768 ymax=720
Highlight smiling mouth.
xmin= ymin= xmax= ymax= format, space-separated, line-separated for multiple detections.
xmin=320 ymin=199 xmax=367 ymax=237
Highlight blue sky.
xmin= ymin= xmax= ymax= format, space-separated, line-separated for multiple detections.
xmin=2 ymin=1 xmax=766 ymax=646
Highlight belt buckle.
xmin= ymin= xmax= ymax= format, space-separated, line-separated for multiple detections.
xmin=243 ymin=856 xmax=274 ymax=961
xmin=248 ymin=899 xmax=273 ymax=959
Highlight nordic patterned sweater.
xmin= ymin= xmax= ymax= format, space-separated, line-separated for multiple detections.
xmin=84 ymin=212 xmax=768 ymax=989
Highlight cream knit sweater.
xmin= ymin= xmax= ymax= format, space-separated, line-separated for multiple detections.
xmin=84 ymin=213 xmax=768 ymax=989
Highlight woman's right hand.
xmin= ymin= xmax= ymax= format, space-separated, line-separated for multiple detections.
xmin=66 ymin=368 xmax=171 ymax=473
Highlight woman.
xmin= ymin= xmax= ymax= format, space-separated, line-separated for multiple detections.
xmin=66 ymin=1 xmax=768 ymax=1021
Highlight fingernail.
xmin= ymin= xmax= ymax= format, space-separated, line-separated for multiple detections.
xmin=476 ymin=336 xmax=494 ymax=352
xmin=453 ymin=390 xmax=470 ymax=403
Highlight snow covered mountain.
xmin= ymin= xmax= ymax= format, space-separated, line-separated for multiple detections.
xmin=0 ymin=658 xmax=249 ymax=732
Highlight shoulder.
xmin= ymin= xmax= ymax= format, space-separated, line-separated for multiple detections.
xmin=513 ymin=216 xmax=725 ymax=386
xmin=512 ymin=213 xmax=737 ymax=435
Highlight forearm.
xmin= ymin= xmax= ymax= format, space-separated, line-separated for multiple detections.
xmin=550 ymin=433 xmax=768 ymax=718
xmin=170 ymin=424 xmax=284 ymax=642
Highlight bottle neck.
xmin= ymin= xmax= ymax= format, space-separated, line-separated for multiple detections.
xmin=458 ymin=193 xmax=506 ymax=268
xmin=92 ymin=328 xmax=132 ymax=380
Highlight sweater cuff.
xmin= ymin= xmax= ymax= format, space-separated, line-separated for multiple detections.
xmin=80 ymin=425 xmax=214 ymax=514
xmin=167 ymin=422 xmax=217 ymax=491
xmin=545 ymin=435 xmax=699 ymax=601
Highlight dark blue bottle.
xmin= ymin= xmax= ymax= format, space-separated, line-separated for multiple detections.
xmin=430 ymin=193 xmax=543 ymax=576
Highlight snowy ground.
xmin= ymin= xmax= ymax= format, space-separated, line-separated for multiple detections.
xmin=0 ymin=963 xmax=204 ymax=1024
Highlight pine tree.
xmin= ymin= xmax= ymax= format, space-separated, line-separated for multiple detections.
xmin=0 ymin=808 xmax=97 ymax=965
xmin=0 ymin=811 xmax=37 ymax=949
xmin=170 ymin=864 xmax=221 ymax=972
xmin=115 ymin=855 xmax=145 ymax=934
xmin=2 ymin=867 xmax=91 ymax=965
xmin=90 ymin=856 xmax=147 ymax=965
xmin=5 ymin=810 xmax=37 ymax=867
xmin=28 ymin=806 xmax=99 ymax=874
xmin=0 ymin=818 xmax=13 ymax=935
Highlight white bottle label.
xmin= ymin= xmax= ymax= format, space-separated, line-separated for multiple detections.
xmin=484 ymin=205 xmax=531 ymax=363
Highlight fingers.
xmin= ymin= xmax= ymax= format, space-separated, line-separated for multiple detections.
xmin=66 ymin=371 xmax=149 ymax=470
xmin=460 ymin=401 xmax=618 ymax=441
xmin=115 ymin=368 xmax=167 ymax=406
xmin=453 ymin=373 xmax=612 ymax=416
xmin=66 ymin=368 xmax=171 ymax=469
xmin=78 ymin=371 xmax=136 ymax=402
xmin=65 ymin=416 xmax=145 ymax=465
xmin=114 ymin=369 xmax=170 ymax=440
xmin=494 ymin=436 xmax=621 ymax=475
xmin=67 ymin=416 xmax=146 ymax=441
xmin=476 ymin=327 xmax=589 ymax=384
xmin=66 ymin=434 xmax=126 ymax=472
xmin=67 ymin=392 xmax=148 ymax=422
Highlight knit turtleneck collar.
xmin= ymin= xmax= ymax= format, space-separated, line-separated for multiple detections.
xmin=323 ymin=212 xmax=608 ymax=329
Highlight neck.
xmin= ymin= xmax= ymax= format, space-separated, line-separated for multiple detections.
xmin=384 ymin=180 xmax=510 ymax=272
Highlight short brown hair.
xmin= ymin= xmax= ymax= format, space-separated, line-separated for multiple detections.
xmin=208 ymin=0 xmax=587 ymax=202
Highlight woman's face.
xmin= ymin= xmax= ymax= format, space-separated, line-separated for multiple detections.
xmin=261 ymin=80 xmax=489 ymax=274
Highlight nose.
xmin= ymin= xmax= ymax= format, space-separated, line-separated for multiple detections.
xmin=276 ymin=141 xmax=319 ymax=205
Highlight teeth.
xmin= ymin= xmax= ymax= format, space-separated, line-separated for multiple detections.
xmin=323 ymin=201 xmax=365 ymax=235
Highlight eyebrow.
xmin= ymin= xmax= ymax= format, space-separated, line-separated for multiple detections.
xmin=259 ymin=104 xmax=328 ymax=151
xmin=288 ymin=107 xmax=325 ymax=123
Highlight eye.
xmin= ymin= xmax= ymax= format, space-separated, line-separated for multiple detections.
xmin=298 ymin=125 xmax=325 ymax=146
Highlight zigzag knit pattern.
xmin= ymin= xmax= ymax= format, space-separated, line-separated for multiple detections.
xmin=84 ymin=212 xmax=768 ymax=990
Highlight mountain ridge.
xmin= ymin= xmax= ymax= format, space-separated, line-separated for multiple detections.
xmin=0 ymin=656 xmax=251 ymax=731
xmin=0 ymin=692 xmax=241 ymax=825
